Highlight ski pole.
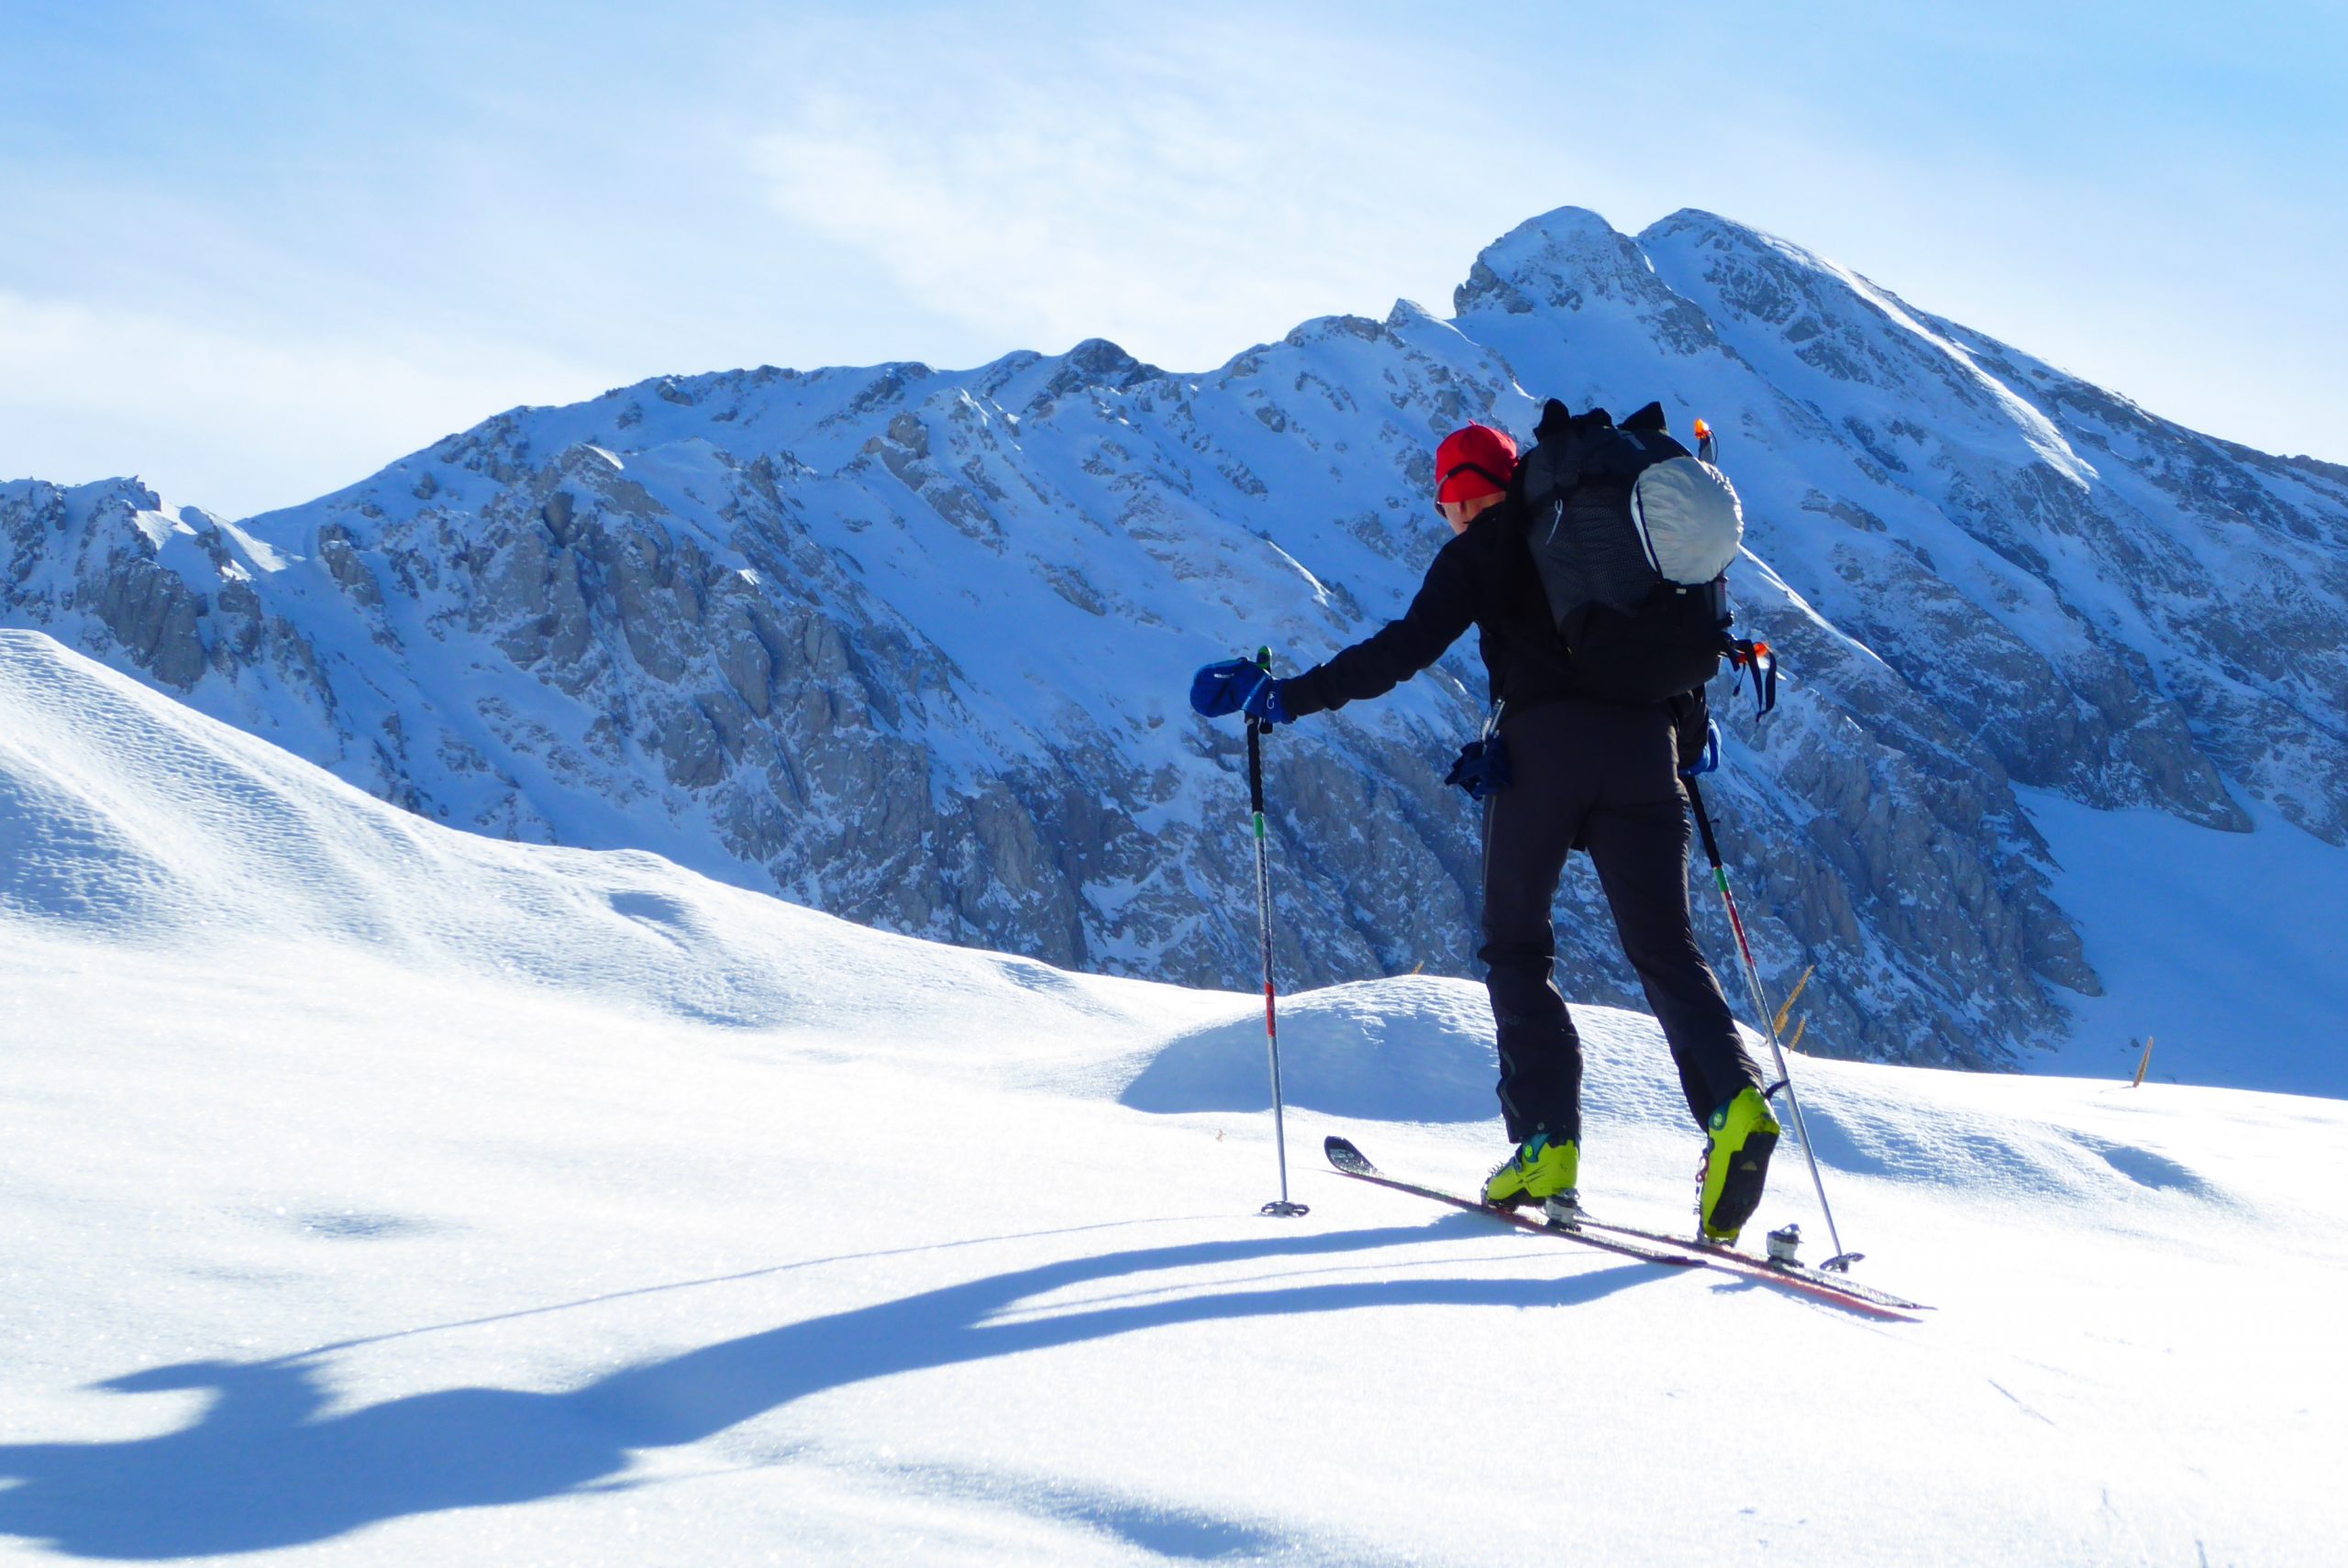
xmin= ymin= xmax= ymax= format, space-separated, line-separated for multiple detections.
xmin=1247 ymin=647 xmax=1307 ymax=1218
xmin=1684 ymin=777 xmax=1857 ymax=1270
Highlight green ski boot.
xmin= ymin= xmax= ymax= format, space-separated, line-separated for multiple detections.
xmin=1484 ymin=1132 xmax=1579 ymax=1210
xmin=1699 ymin=1088 xmax=1781 ymax=1243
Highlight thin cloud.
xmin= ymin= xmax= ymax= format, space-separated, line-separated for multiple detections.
xmin=6 ymin=0 xmax=2339 ymax=505
xmin=749 ymin=17 xmax=1541 ymax=370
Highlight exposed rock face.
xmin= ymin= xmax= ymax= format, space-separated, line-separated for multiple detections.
xmin=6 ymin=206 xmax=2343 ymax=1073
xmin=0 ymin=480 xmax=343 ymax=736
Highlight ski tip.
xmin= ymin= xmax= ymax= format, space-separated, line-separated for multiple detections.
xmin=1323 ymin=1135 xmax=1372 ymax=1174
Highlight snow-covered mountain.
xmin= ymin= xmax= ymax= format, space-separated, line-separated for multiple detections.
xmin=6 ymin=206 xmax=2344 ymax=1077
xmin=5 ymin=628 xmax=2342 ymax=1564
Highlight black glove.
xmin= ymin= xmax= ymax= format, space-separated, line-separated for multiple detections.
xmin=1443 ymin=734 xmax=1512 ymax=801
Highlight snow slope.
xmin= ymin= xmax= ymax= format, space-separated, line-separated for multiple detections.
xmin=2019 ymin=790 xmax=2348 ymax=1098
xmin=5 ymin=629 xmax=2341 ymax=1566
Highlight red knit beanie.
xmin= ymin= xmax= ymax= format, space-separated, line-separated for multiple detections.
xmin=1434 ymin=424 xmax=1520 ymax=506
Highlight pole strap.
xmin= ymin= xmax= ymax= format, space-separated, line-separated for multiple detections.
xmin=1726 ymin=639 xmax=1777 ymax=717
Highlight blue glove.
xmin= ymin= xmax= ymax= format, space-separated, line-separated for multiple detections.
xmin=1191 ymin=658 xmax=1292 ymax=724
xmin=1679 ymin=720 xmax=1722 ymax=778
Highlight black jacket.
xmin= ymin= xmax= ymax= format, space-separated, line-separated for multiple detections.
xmin=1281 ymin=491 xmax=1711 ymax=761
xmin=1280 ymin=492 xmax=1578 ymax=721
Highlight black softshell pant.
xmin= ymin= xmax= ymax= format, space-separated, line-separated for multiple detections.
xmin=1480 ymin=698 xmax=1760 ymax=1144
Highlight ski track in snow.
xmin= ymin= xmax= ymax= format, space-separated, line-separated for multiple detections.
xmin=4 ymin=632 xmax=2343 ymax=1565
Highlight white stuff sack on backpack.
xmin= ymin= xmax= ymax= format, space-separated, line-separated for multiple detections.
xmin=1628 ymin=457 xmax=1744 ymax=587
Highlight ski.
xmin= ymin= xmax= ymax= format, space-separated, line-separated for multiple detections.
xmin=1323 ymin=1136 xmax=1701 ymax=1270
xmin=1565 ymin=1211 xmax=1931 ymax=1316
xmin=1324 ymin=1137 xmax=1929 ymax=1318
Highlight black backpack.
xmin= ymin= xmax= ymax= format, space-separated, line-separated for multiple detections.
xmin=1514 ymin=398 xmax=1755 ymax=705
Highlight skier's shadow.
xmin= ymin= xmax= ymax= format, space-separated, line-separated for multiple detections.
xmin=0 ymin=1218 xmax=1662 ymax=1559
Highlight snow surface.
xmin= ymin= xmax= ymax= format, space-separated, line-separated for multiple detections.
xmin=5 ymin=628 xmax=2344 ymax=1566
xmin=2021 ymin=790 xmax=2348 ymax=1099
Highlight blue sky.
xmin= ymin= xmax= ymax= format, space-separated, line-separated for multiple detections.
xmin=5 ymin=0 xmax=2343 ymax=516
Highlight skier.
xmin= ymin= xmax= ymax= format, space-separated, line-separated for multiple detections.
xmin=1191 ymin=418 xmax=1781 ymax=1242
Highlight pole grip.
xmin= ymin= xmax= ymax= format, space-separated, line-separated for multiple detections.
xmin=1246 ymin=646 xmax=1271 ymax=816
xmin=1247 ymin=718 xmax=1265 ymax=815
xmin=1685 ymin=775 xmax=1724 ymax=870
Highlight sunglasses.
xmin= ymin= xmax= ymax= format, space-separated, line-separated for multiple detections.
xmin=1434 ymin=460 xmax=1512 ymax=515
